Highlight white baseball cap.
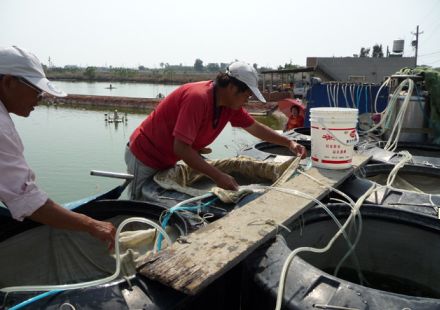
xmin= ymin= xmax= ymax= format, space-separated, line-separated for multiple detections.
xmin=0 ymin=46 xmax=66 ymax=97
xmin=226 ymin=61 xmax=266 ymax=103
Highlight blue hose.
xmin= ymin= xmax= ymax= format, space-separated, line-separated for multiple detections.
xmin=157 ymin=197 xmax=218 ymax=251
xmin=9 ymin=289 xmax=62 ymax=310
xmin=364 ymin=86 xmax=368 ymax=114
xmin=355 ymin=85 xmax=361 ymax=108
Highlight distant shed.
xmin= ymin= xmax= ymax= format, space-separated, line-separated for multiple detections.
xmin=307 ymin=56 xmax=416 ymax=83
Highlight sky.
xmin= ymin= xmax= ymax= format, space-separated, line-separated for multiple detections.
xmin=1 ymin=0 xmax=440 ymax=69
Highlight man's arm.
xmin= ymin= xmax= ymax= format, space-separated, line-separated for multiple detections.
xmin=244 ymin=121 xmax=306 ymax=158
xmin=173 ymin=139 xmax=239 ymax=190
xmin=29 ymin=199 xmax=116 ymax=249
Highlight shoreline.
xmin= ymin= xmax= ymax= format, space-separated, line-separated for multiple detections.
xmin=48 ymin=72 xmax=217 ymax=85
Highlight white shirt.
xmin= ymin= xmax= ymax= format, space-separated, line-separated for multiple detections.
xmin=0 ymin=100 xmax=48 ymax=220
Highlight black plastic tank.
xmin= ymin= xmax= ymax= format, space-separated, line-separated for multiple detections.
xmin=292 ymin=127 xmax=311 ymax=137
xmin=375 ymin=141 xmax=440 ymax=158
xmin=338 ymin=163 xmax=440 ymax=217
xmin=240 ymin=140 xmax=310 ymax=161
xmin=243 ymin=203 xmax=440 ymax=309
xmin=0 ymin=200 xmax=190 ymax=309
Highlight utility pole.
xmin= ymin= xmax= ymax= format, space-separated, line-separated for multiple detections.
xmin=411 ymin=25 xmax=423 ymax=67
xmin=48 ymin=56 xmax=54 ymax=68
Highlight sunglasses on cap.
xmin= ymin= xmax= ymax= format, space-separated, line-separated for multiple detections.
xmin=17 ymin=77 xmax=45 ymax=101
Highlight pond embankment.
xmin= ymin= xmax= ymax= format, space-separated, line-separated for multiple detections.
xmin=47 ymin=94 xmax=160 ymax=110
xmin=46 ymin=94 xmax=278 ymax=115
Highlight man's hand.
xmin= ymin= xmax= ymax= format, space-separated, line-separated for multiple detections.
xmin=88 ymin=219 xmax=116 ymax=250
xmin=244 ymin=122 xmax=307 ymax=159
xmin=29 ymin=199 xmax=116 ymax=251
xmin=288 ymin=141 xmax=307 ymax=159
xmin=174 ymin=139 xmax=239 ymax=191
xmin=199 ymin=147 xmax=212 ymax=155
xmin=214 ymin=172 xmax=239 ymax=191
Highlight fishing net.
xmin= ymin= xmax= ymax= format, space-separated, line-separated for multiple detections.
xmin=398 ymin=67 xmax=440 ymax=144
xmin=153 ymin=155 xmax=301 ymax=203
xmin=0 ymin=215 xmax=179 ymax=287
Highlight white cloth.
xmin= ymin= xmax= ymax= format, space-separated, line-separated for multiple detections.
xmin=0 ymin=100 xmax=47 ymax=220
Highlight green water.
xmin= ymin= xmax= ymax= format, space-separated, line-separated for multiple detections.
xmin=11 ymin=105 xmax=280 ymax=203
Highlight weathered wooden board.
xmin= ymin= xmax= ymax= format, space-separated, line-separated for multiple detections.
xmin=137 ymin=155 xmax=370 ymax=295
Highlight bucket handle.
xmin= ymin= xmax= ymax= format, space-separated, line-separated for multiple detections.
xmin=317 ymin=117 xmax=359 ymax=146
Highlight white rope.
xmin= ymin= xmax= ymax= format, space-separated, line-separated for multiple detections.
xmin=349 ymin=84 xmax=355 ymax=108
xmin=341 ymin=84 xmax=349 ymax=108
xmin=273 ymin=152 xmax=413 ymax=310
xmin=358 ymin=78 xmax=414 ymax=151
xmin=373 ymin=77 xmax=391 ymax=114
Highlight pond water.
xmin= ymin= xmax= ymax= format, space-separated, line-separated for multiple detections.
xmin=53 ymin=80 xmax=180 ymax=98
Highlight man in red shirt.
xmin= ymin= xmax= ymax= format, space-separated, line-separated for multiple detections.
xmin=126 ymin=61 xmax=306 ymax=200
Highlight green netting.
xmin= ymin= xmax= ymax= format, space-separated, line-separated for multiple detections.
xmin=398 ymin=67 xmax=440 ymax=143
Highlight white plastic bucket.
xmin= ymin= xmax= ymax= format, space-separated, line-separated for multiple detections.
xmin=310 ymin=107 xmax=359 ymax=169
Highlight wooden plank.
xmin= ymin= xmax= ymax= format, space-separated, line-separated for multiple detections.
xmin=137 ymin=155 xmax=370 ymax=295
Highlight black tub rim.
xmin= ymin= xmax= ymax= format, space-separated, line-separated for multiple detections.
xmin=239 ymin=140 xmax=311 ymax=161
xmin=0 ymin=199 xmax=189 ymax=243
xmin=245 ymin=203 xmax=440 ymax=309
xmin=0 ymin=199 xmax=191 ymax=308
xmin=361 ymin=162 xmax=440 ymax=178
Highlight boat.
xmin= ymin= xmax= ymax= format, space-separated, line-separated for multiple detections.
xmin=0 ymin=170 xmax=196 ymax=309
xmin=0 ymin=166 xmax=280 ymax=309
xmin=0 ymin=196 xmax=197 ymax=309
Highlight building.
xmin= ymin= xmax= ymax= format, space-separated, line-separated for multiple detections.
xmin=307 ymin=56 xmax=416 ymax=84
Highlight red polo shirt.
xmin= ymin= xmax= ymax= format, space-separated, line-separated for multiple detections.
xmin=129 ymin=81 xmax=255 ymax=169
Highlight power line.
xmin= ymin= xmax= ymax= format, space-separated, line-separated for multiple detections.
xmin=420 ymin=20 xmax=440 ymax=44
xmin=426 ymin=58 xmax=440 ymax=65
xmin=418 ymin=50 xmax=440 ymax=57
xmin=418 ymin=0 xmax=440 ymax=29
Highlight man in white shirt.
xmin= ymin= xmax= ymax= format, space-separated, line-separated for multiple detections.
xmin=0 ymin=46 xmax=115 ymax=249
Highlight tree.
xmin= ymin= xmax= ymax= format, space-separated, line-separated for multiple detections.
xmin=372 ymin=44 xmax=384 ymax=58
xmin=359 ymin=47 xmax=370 ymax=57
xmin=253 ymin=63 xmax=258 ymax=71
xmin=194 ymin=59 xmax=204 ymax=72
xmin=283 ymin=61 xmax=299 ymax=70
xmin=206 ymin=63 xmax=220 ymax=72
xmin=84 ymin=66 xmax=96 ymax=80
